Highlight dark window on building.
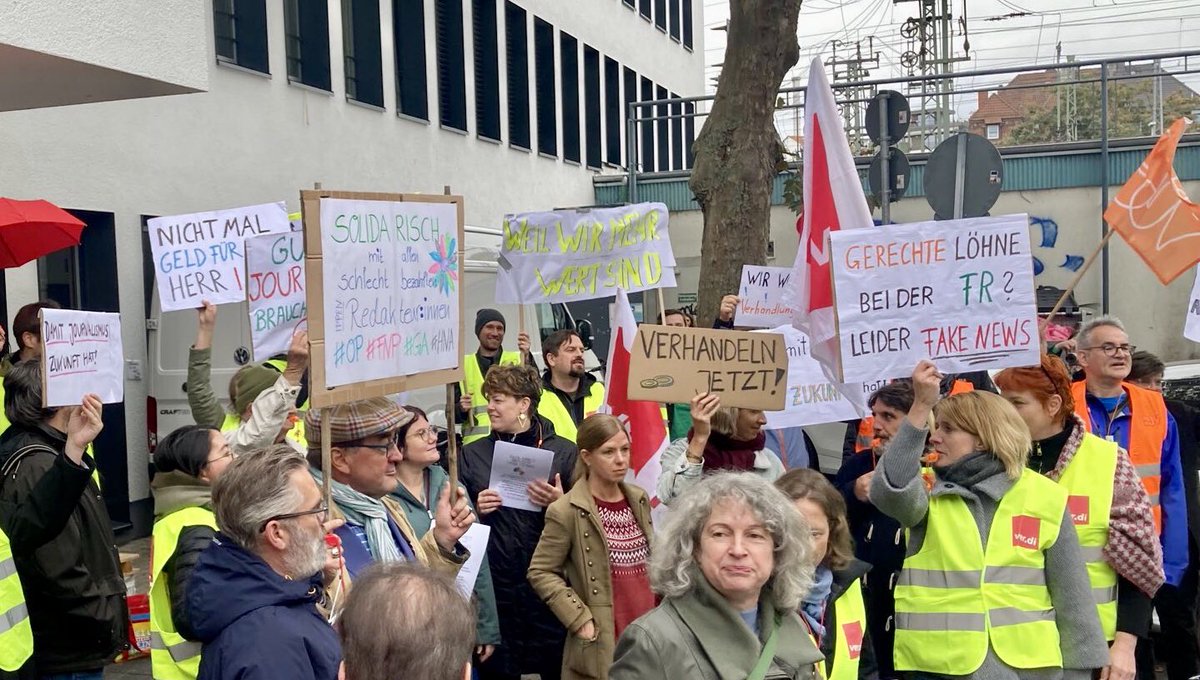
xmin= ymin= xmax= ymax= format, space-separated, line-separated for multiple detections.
xmin=583 ymin=45 xmax=601 ymax=168
xmin=639 ymin=0 xmax=651 ymax=21
xmin=343 ymin=0 xmax=384 ymax=107
xmin=473 ymin=0 xmax=501 ymax=139
xmin=213 ymin=0 xmax=270 ymax=74
xmin=505 ymin=2 xmax=530 ymax=148
xmin=560 ymin=32 xmax=580 ymax=163
xmin=685 ymin=100 xmax=696 ymax=168
xmin=394 ymin=0 xmax=428 ymax=120
xmin=656 ymin=85 xmax=669 ymax=170
xmin=682 ymin=0 xmax=693 ymax=49
xmin=670 ymin=92 xmax=683 ymax=170
xmin=623 ymin=0 xmax=634 ymax=8
xmin=284 ymin=0 xmax=332 ymax=90
xmin=435 ymin=0 xmax=467 ymax=130
xmin=534 ymin=17 xmax=556 ymax=156
xmin=640 ymin=77 xmax=654 ymax=172
xmin=655 ymin=0 xmax=667 ymax=31
xmin=623 ymin=67 xmax=637 ymax=168
xmin=669 ymin=0 xmax=680 ymax=41
xmin=604 ymin=57 xmax=621 ymax=165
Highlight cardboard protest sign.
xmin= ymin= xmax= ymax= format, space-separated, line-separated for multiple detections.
xmin=737 ymin=266 xmax=794 ymax=328
xmin=40 ymin=309 xmax=124 ymax=407
xmin=495 ymin=203 xmax=676 ymax=303
xmin=148 ymin=202 xmax=291 ymax=312
xmin=830 ymin=214 xmax=1039 ymax=382
xmin=303 ymin=191 xmax=464 ymax=407
xmin=246 ymin=231 xmax=306 ymax=361
xmin=627 ymin=326 xmax=787 ymax=410
xmin=1186 ymin=265 xmax=1200 ymax=343
xmin=755 ymin=325 xmax=867 ymax=429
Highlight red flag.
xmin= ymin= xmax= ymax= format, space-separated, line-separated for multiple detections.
xmin=601 ymin=289 xmax=670 ymax=511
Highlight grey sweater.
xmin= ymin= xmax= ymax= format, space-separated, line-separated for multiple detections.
xmin=870 ymin=420 xmax=1109 ymax=680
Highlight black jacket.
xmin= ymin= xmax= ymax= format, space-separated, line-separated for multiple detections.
xmin=458 ymin=415 xmax=577 ymax=676
xmin=0 ymin=424 xmax=128 ymax=673
xmin=1166 ymin=399 xmax=1200 ymax=550
xmin=819 ymin=559 xmax=879 ymax=680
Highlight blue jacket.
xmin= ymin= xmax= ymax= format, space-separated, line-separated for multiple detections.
xmin=187 ymin=533 xmax=340 ymax=680
xmin=1080 ymin=392 xmax=1189 ymax=586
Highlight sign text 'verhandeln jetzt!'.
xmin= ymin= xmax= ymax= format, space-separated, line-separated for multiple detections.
xmin=626 ymin=326 xmax=787 ymax=411
xmin=494 ymin=202 xmax=677 ymax=304
xmin=830 ymin=214 xmax=1040 ymax=383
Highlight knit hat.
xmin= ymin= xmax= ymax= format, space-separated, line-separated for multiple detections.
xmin=304 ymin=397 xmax=414 ymax=448
xmin=475 ymin=308 xmax=506 ymax=338
xmin=233 ymin=365 xmax=280 ymax=416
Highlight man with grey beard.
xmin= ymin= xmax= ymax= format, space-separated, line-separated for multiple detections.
xmin=185 ymin=445 xmax=344 ymax=680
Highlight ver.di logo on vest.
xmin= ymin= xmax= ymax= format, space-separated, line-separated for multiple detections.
xmin=1067 ymin=496 xmax=1090 ymax=526
xmin=1011 ymin=515 xmax=1041 ymax=550
xmin=842 ymin=621 xmax=864 ymax=659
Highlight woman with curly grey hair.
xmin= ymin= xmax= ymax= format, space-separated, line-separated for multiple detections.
xmin=610 ymin=472 xmax=824 ymax=680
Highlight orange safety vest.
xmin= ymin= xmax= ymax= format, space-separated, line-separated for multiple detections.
xmin=854 ymin=418 xmax=877 ymax=453
xmin=949 ymin=379 xmax=975 ymax=395
xmin=1070 ymin=381 xmax=1167 ymax=531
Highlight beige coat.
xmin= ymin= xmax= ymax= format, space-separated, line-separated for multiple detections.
xmin=528 ymin=481 xmax=654 ymax=680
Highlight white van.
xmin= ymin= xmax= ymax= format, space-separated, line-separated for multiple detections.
xmin=146 ymin=225 xmax=599 ymax=451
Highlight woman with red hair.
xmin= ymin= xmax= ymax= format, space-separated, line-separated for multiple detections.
xmin=995 ymin=356 xmax=1163 ymax=680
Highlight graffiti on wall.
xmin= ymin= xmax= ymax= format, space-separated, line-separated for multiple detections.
xmin=1029 ymin=215 xmax=1084 ymax=276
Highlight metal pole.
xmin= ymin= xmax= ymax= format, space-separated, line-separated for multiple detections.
xmin=879 ymin=96 xmax=892 ymax=225
xmin=953 ymin=132 xmax=967 ymax=219
xmin=1100 ymin=64 xmax=1111 ymax=315
xmin=626 ymin=102 xmax=639 ymax=204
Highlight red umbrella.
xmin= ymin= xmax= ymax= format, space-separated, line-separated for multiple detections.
xmin=0 ymin=198 xmax=86 ymax=268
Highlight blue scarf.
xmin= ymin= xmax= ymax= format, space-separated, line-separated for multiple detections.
xmin=800 ymin=565 xmax=834 ymax=641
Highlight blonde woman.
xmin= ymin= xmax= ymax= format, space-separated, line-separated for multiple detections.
xmin=869 ymin=360 xmax=1108 ymax=678
xmin=528 ymin=414 xmax=655 ymax=680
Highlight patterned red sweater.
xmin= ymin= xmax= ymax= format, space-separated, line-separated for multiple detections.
xmin=595 ymin=497 xmax=655 ymax=638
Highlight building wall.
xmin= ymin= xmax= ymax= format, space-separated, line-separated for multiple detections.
xmin=663 ymin=181 xmax=1200 ymax=362
xmin=0 ymin=0 xmax=704 ymax=516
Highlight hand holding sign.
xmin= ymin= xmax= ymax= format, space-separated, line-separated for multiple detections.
xmin=908 ymin=360 xmax=942 ymax=431
xmin=432 ymin=483 xmax=475 ymax=553
xmin=65 ymin=393 xmax=104 ymax=465
xmin=527 ymin=473 xmax=565 ymax=508
xmin=283 ymin=329 xmax=309 ymax=387
xmin=719 ymin=295 xmax=740 ymax=324
xmin=517 ymin=331 xmax=531 ymax=361
xmin=196 ymin=300 xmax=218 ymax=350
xmin=476 ymin=489 xmax=503 ymax=515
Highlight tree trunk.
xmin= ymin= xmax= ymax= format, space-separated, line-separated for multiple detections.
xmin=689 ymin=0 xmax=802 ymax=327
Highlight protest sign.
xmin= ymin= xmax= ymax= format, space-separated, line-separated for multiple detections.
xmin=494 ymin=202 xmax=676 ymax=304
xmin=148 ymin=202 xmax=291 ymax=312
xmin=755 ymin=325 xmax=867 ymax=428
xmin=303 ymin=190 xmax=464 ymax=407
xmin=627 ymin=326 xmax=787 ymax=410
xmin=830 ymin=214 xmax=1039 ymax=383
xmin=246 ymin=231 xmax=306 ymax=361
xmin=737 ymin=266 xmax=794 ymax=328
xmin=1186 ymin=265 xmax=1200 ymax=343
xmin=40 ymin=309 xmax=124 ymax=407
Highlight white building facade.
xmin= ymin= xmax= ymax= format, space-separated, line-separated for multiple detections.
xmin=0 ymin=0 xmax=704 ymax=532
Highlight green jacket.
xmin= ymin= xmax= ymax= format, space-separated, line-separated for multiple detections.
xmin=389 ymin=465 xmax=501 ymax=646
xmin=610 ymin=576 xmax=822 ymax=680
xmin=186 ymin=347 xmax=226 ymax=429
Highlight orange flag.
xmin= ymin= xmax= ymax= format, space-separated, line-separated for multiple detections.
xmin=1104 ymin=117 xmax=1200 ymax=284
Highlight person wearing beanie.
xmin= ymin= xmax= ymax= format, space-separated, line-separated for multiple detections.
xmin=185 ymin=301 xmax=308 ymax=455
xmin=456 ymin=308 xmax=535 ymax=446
xmin=148 ymin=425 xmax=231 ymax=680
xmin=304 ymin=398 xmax=474 ymax=616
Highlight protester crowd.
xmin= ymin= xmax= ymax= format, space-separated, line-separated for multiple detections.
xmin=0 ymin=291 xmax=1197 ymax=680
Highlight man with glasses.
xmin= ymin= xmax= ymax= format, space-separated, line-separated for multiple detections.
xmin=186 ymin=445 xmax=342 ymax=680
xmin=1070 ymin=318 xmax=1188 ymax=598
xmin=304 ymin=398 xmax=474 ymax=586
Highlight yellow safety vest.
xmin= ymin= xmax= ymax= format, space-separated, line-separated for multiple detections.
xmin=0 ymin=382 xmax=9 ymax=437
xmin=826 ymin=577 xmax=868 ymax=680
xmin=150 ymin=506 xmax=217 ymax=680
xmin=1053 ymin=433 xmax=1119 ymax=640
xmin=460 ymin=352 xmax=522 ymax=445
xmin=220 ymin=411 xmax=307 ymax=448
xmin=894 ymin=469 xmax=1067 ymax=674
xmin=537 ymin=381 xmax=605 ymax=443
xmin=0 ymin=527 xmax=32 ymax=671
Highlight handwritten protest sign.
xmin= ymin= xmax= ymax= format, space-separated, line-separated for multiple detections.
xmin=737 ymin=266 xmax=794 ymax=328
xmin=246 ymin=231 xmax=306 ymax=361
xmin=1186 ymin=265 xmax=1200 ymax=343
xmin=755 ymin=325 xmax=867 ymax=428
xmin=627 ymin=326 xmax=787 ymax=410
xmin=148 ymin=202 xmax=291 ymax=312
xmin=494 ymin=203 xmax=676 ymax=304
xmin=830 ymin=214 xmax=1039 ymax=383
xmin=304 ymin=192 xmax=463 ymax=406
xmin=40 ymin=309 xmax=124 ymax=407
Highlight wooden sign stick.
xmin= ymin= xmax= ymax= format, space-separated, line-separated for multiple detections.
xmin=1046 ymin=229 xmax=1116 ymax=321
xmin=445 ymin=384 xmax=459 ymax=505
xmin=321 ymin=409 xmax=332 ymax=509
xmin=656 ymin=287 xmax=668 ymax=325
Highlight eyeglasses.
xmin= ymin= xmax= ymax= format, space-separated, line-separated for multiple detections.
xmin=259 ymin=504 xmax=327 ymax=532
xmin=406 ymin=426 xmax=439 ymax=443
xmin=351 ymin=438 xmax=401 ymax=455
xmin=1080 ymin=343 xmax=1136 ymax=357
xmin=203 ymin=450 xmax=235 ymax=468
